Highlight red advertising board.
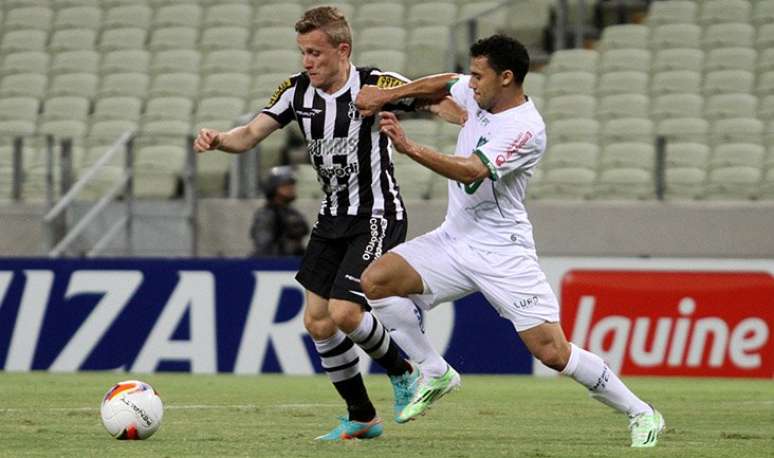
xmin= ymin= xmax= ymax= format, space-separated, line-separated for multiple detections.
xmin=561 ymin=271 xmax=773 ymax=378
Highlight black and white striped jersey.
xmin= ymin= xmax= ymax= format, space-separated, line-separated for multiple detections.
xmin=261 ymin=64 xmax=415 ymax=220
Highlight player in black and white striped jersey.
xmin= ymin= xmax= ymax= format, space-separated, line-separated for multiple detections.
xmin=193 ymin=6 xmax=465 ymax=441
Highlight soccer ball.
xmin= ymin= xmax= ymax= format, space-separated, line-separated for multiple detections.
xmin=100 ymin=380 xmax=164 ymax=440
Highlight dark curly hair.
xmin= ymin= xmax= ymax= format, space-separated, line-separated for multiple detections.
xmin=470 ymin=34 xmax=530 ymax=85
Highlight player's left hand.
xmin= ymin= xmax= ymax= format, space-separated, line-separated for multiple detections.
xmin=356 ymin=85 xmax=387 ymax=117
xmin=379 ymin=111 xmax=411 ymax=153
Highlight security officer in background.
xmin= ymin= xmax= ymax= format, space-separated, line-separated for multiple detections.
xmin=250 ymin=166 xmax=310 ymax=257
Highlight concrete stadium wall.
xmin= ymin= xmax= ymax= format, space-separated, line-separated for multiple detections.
xmin=2 ymin=199 xmax=771 ymax=258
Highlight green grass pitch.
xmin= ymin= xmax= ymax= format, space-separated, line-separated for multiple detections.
xmin=0 ymin=373 xmax=771 ymax=457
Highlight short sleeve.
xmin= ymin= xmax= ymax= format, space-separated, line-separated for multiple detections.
xmin=449 ymin=75 xmax=473 ymax=107
xmin=475 ymin=128 xmax=542 ymax=180
xmin=261 ymin=77 xmax=296 ymax=127
xmin=370 ymin=70 xmax=416 ymax=112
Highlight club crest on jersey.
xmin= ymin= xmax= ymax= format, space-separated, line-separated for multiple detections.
xmin=348 ymin=101 xmax=361 ymax=121
xmin=295 ymin=107 xmax=323 ymax=118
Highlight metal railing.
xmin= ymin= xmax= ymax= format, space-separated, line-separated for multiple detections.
xmin=43 ymin=131 xmax=135 ymax=258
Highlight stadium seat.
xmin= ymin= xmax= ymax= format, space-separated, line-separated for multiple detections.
xmin=596 ymin=71 xmax=648 ymax=96
xmin=600 ymin=142 xmax=655 ymax=171
xmin=405 ymin=26 xmax=450 ymax=78
xmin=134 ymin=145 xmax=186 ymax=198
xmin=0 ymin=97 xmax=40 ymax=125
xmin=98 ymin=73 xmax=150 ymax=98
xmin=535 ymin=167 xmax=595 ymax=200
xmin=651 ymin=93 xmax=703 ymax=119
xmin=253 ymin=4 xmax=303 ymax=28
xmin=143 ymin=97 xmax=193 ymax=123
xmin=49 ymin=50 xmax=99 ymax=75
xmin=4 ymin=7 xmax=53 ymax=31
xmin=756 ymin=24 xmax=774 ymax=51
xmin=548 ymin=119 xmax=599 ymax=145
xmin=652 ymin=48 xmax=704 ymax=73
xmin=53 ymin=6 xmax=101 ymax=30
xmin=407 ymin=2 xmax=458 ymax=27
xmin=597 ymin=94 xmax=649 ymax=122
xmin=594 ymin=168 xmax=654 ymax=200
xmin=138 ymin=119 xmax=191 ymax=145
xmin=393 ymin=161 xmax=434 ymax=200
xmin=767 ymin=122 xmax=774 ymax=149
xmin=0 ymin=73 xmax=47 ymax=99
xmin=710 ymin=118 xmax=764 ymax=146
xmin=664 ymin=167 xmax=706 ymax=200
xmin=200 ymin=27 xmax=250 ymax=52
xmin=703 ymin=70 xmax=754 ymax=95
xmin=204 ymin=3 xmax=253 ymax=28
xmin=545 ymin=95 xmax=595 ymax=122
xmin=656 ymin=117 xmax=709 ymax=144
xmin=759 ymin=96 xmax=774 ymax=121
xmin=759 ymin=49 xmax=774 ymax=74
xmin=523 ymin=73 xmax=545 ymax=99
xmin=400 ymin=119 xmax=440 ymax=147
xmin=598 ymin=24 xmax=649 ymax=50
xmin=102 ymin=5 xmax=153 ymax=30
xmin=542 ymin=142 xmax=599 ymax=170
xmin=251 ymin=27 xmax=298 ymax=51
xmin=665 ymin=142 xmax=710 ymax=168
xmin=757 ymin=71 xmax=774 ymax=97
xmin=650 ymin=24 xmax=701 ymax=50
xmin=151 ymin=50 xmax=201 ymax=75
xmin=2 ymin=51 xmax=50 ymax=75
xmin=201 ymin=73 xmax=251 ymax=99
xmin=98 ymin=27 xmax=148 ymax=52
xmin=148 ymin=73 xmax=200 ymax=99
xmin=645 ymin=0 xmax=697 ymax=27
xmin=202 ymin=50 xmax=252 ymax=76
xmin=84 ymin=119 xmax=138 ymax=157
xmin=698 ymin=0 xmax=751 ymax=25
xmin=149 ymin=27 xmax=199 ymax=52
xmin=704 ymin=166 xmax=761 ymax=200
xmin=601 ymin=118 xmax=654 ymax=146
xmin=547 ymin=49 xmax=599 ymax=74
xmin=358 ymin=27 xmax=407 ymax=52
xmin=702 ymin=23 xmax=755 ymax=49
xmin=357 ymin=50 xmax=406 ymax=74
xmin=47 ymin=73 xmax=98 ymax=99
xmin=101 ymin=50 xmax=151 ymax=75
xmin=195 ymin=97 xmax=246 ymax=124
xmin=544 ymin=71 xmax=596 ymax=98
xmin=506 ymin=0 xmax=555 ymax=49
xmin=704 ymin=47 xmax=757 ymax=73
xmin=102 ymin=0 xmax=146 ymax=7
xmin=599 ymin=49 xmax=651 ymax=73
xmin=708 ymin=143 xmax=765 ymax=170
xmin=92 ymin=96 xmax=143 ymax=122
xmin=306 ymin=2 xmax=355 ymax=19
xmin=759 ymin=168 xmax=774 ymax=200
xmin=49 ymin=28 xmax=96 ymax=53
xmin=754 ymin=0 xmax=774 ymax=27
xmin=41 ymin=96 xmax=90 ymax=125
xmin=153 ymin=4 xmax=203 ymax=28
xmin=651 ymin=71 xmax=702 ymax=96
xmin=704 ymin=94 xmax=758 ymax=121
xmin=354 ymin=3 xmax=406 ymax=29
xmin=252 ymin=50 xmax=300 ymax=75
xmin=250 ymin=73 xmax=292 ymax=108
xmin=37 ymin=119 xmax=88 ymax=149
xmin=0 ymin=30 xmax=47 ymax=54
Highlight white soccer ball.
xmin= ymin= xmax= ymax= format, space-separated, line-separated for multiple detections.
xmin=100 ymin=380 xmax=164 ymax=440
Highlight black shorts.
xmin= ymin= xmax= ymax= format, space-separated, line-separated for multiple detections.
xmin=296 ymin=214 xmax=407 ymax=307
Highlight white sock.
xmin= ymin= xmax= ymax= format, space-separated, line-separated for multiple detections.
xmin=561 ymin=343 xmax=651 ymax=417
xmin=348 ymin=311 xmax=389 ymax=358
xmin=369 ymin=296 xmax=448 ymax=378
xmin=312 ymin=330 xmax=360 ymax=383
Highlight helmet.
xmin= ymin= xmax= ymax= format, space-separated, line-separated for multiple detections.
xmin=263 ymin=166 xmax=296 ymax=198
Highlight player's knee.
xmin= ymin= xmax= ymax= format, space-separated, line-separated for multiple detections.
xmin=361 ymin=263 xmax=388 ymax=300
xmin=303 ymin=313 xmax=336 ymax=340
xmin=534 ymin=344 xmax=569 ymax=371
xmin=327 ymin=302 xmax=360 ymax=331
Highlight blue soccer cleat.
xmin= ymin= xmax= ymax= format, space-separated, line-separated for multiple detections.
xmin=389 ymin=361 xmax=421 ymax=423
xmin=315 ymin=416 xmax=384 ymax=441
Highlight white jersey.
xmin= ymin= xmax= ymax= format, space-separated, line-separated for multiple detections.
xmin=441 ymin=75 xmax=547 ymax=254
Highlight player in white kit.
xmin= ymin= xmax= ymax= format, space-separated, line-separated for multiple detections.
xmin=355 ymin=35 xmax=665 ymax=448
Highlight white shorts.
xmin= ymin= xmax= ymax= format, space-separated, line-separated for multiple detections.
xmin=391 ymin=228 xmax=560 ymax=332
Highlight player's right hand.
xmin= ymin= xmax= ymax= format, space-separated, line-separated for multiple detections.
xmin=193 ymin=128 xmax=222 ymax=153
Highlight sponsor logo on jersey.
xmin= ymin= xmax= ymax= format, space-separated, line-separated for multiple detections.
xmin=561 ymin=270 xmax=773 ymax=378
xmin=308 ymin=137 xmax=358 ymax=158
xmin=316 ymin=162 xmax=359 ymax=179
xmin=376 ymin=75 xmax=406 ymax=89
xmin=495 ymin=131 xmax=533 ymax=167
xmin=295 ymin=107 xmax=323 ymax=118
xmin=362 ymin=217 xmax=388 ymax=261
xmin=267 ymin=79 xmax=292 ymax=107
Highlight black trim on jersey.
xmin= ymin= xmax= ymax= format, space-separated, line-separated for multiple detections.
xmin=292 ymin=74 xmax=310 ymax=135
xmin=378 ymin=132 xmax=398 ymax=216
xmin=334 ymin=91 xmax=352 ymax=138
xmin=356 ymin=68 xmax=377 ymax=212
xmin=311 ymin=92 xmax=326 ymax=140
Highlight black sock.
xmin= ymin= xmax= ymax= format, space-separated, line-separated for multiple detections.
xmin=332 ymin=374 xmax=376 ymax=422
xmin=349 ymin=312 xmax=411 ymax=377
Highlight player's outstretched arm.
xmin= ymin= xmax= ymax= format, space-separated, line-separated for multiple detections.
xmin=421 ymin=96 xmax=467 ymax=126
xmin=356 ymin=73 xmax=459 ymax=117
xmin=379 ymin=112 xmax=488 ymax=185
xmin=193 ymin=113 xmax=281 ymax=154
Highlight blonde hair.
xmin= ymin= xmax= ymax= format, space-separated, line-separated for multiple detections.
xmin=295 ymin=6 xmax=352 ymax=50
